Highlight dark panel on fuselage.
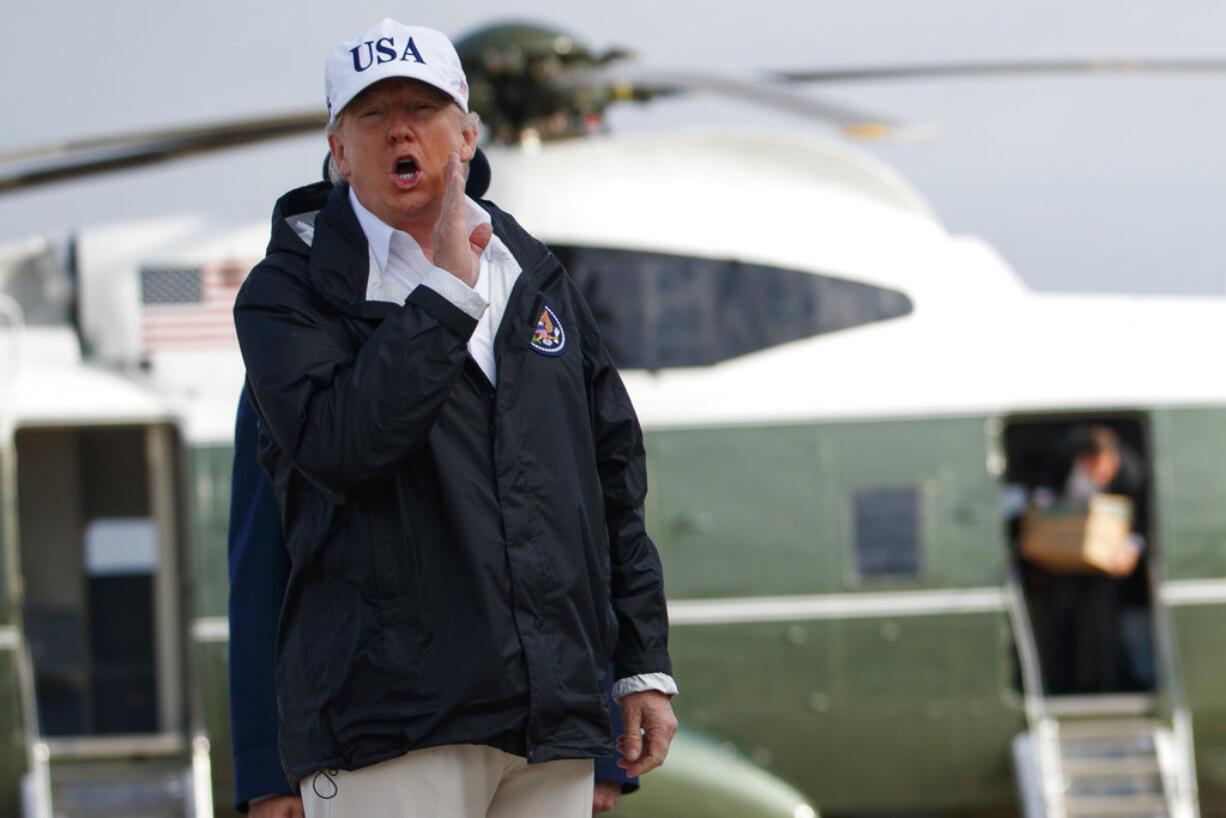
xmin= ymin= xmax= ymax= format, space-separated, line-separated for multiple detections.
xmin=853 ymin=487 xmax=922 ymax=579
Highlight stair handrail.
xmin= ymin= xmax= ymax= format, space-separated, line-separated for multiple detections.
xmin=15 ymin=638 xmax=51 ymax=818
xmin=190 ymin=733 xmax=214 ymax=818
xmin=1005 ymin=564 xmax=1066 ymax=818
xmin=1148 ymin=554 xmax=1200 ymax=816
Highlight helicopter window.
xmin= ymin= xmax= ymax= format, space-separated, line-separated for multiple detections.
xmin=853 ymin=487 xmax=922 ymax=579
xmin=140 ymin=266 xmax=202 ymax=305
xmin=552 ymin=246 xmax=912 ymax=370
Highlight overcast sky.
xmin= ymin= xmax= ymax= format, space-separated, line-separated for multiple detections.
xmin=3 ymin=0 xmax=1224 ymax=294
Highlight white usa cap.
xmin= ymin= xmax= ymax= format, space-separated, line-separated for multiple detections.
xmin=325 ymin=19 xmax=469 ymax=121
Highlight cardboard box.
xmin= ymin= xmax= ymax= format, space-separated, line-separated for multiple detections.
xmin=1019 ymin=493 xmax=1134 ymax=574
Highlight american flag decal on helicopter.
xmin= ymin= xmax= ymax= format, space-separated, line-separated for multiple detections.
xmin=140 ymin=260 xmax=247 ymax=352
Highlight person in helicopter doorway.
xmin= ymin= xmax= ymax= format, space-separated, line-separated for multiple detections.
xmin=232 ymin=17 xmax=676 ymax=818
xmin=1026 ymin=424 xmax=1155 ymax=695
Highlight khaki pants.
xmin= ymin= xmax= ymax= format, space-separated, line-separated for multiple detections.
xmin=299 ymin=744 xmax=595 ymax=818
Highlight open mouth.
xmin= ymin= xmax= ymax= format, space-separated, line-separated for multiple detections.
xmin=394 ymin=157 xmax=420 ymax=183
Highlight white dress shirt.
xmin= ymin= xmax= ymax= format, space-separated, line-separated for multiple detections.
xmin=349 ymin=187 xmax=513 ymax=384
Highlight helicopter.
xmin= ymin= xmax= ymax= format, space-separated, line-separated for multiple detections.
xmin=2 ymin=19 xmax=1226 ymax=818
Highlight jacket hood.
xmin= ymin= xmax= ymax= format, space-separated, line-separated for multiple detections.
xmin=261 ymin=182 xmax=368 ymax=315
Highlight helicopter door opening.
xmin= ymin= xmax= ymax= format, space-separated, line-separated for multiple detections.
xmin=15 ymin=423 xmax=192 ymax=815
xmin=1000 ymin=418 xmax=1202 ymax=818
xmin=1001 ymin=413 xmax=1156 ymax=696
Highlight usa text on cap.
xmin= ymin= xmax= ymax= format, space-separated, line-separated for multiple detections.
xmin=325 ymin=19 xmax=469 ymax=120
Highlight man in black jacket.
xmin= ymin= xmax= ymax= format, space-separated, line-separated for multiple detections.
xmin=233 ymin=18 xmax=675 ymax=818
xmin=228 ymin=388 xmax=640 ymax=817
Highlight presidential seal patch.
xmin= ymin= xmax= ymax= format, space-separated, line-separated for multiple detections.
xmin=529 ymin=306 xmax=566 ymax=356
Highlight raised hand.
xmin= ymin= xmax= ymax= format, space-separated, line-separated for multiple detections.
xmin=431 ymin=152 xmax=492 ymax=287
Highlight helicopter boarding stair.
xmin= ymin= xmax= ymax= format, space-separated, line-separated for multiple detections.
xmin=1005 ymin=565 xmax=1199 ymax=818
xmin=16 ymin=638 xmax=214 ymax=818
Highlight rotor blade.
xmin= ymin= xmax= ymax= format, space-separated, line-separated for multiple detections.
xmin=0 ymin=111 xmax=326 ymax=164
xmin=592 ymin=67 xmax=911 ymax=134
xmin=770 ymin=57 xmax=1226 ymax=85
xmin=0 ymin=110 xmax=326 ymax=194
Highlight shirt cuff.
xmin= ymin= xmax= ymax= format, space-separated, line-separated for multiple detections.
xmin=421 ymin=266 xmax=488 ymax=321
xmin=612 ymin=673 xmax=678 ymax=701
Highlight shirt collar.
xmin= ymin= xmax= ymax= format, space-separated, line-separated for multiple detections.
xmin=348 ymin=185 xmax=493 ymax=274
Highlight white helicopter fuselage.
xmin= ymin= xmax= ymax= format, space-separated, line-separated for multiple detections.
xmin=3 ymin=127 xmax=1225 ymax=817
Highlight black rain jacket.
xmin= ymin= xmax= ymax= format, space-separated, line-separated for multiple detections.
xmin=233 ymin=181 xmax=671 ymax=786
